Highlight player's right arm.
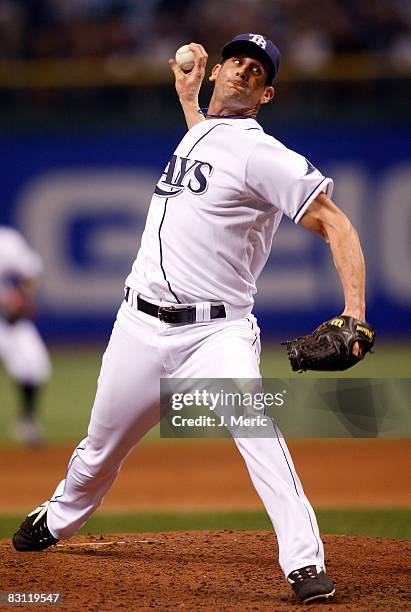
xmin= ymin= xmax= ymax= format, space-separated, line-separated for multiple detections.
xmin=169 ymin=43 xmax=207 ymax=129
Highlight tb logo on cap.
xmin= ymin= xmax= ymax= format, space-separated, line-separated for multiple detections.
xmin=249 ymin=34 xmax=267 ymax=49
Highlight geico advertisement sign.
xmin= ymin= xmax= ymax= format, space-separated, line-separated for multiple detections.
xmin=16 ymin=165 xmax=411 ymax=314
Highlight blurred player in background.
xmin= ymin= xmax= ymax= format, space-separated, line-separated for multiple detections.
xmin=0 ymin=226 xmax=51 ymax=445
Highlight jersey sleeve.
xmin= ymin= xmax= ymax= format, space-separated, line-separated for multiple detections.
xmin=3 ymin=229 xmax=43 ymax=279
xmin=245 ymin=138 xmax=333 ymax=223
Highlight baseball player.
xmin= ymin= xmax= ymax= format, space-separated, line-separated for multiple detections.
xmin=0 ymin=226 xmax=51 ymax=445
xmin=13 ymin=34 xmax=374 ymax=604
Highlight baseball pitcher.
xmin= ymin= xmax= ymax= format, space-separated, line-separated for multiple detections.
xmin=13 ymin=34 xmax=374 ymax=604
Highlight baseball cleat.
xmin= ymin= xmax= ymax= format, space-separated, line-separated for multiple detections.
xmin=12 ymin=416 xmax=45 ymax=447
xmin=287 ymin=565 xmax=335 ymax=604
xmin=12 ymin=501 xmax=58 ymax=552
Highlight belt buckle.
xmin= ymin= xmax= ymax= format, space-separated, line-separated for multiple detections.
xmin=158 ymin=305 xmax=177 ymax=323
xmin=158 ymin=305 xmax=196 ymax=324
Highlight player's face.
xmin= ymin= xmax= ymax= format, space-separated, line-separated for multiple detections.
xmin=209 ymin=55 xmax=274 ymax=112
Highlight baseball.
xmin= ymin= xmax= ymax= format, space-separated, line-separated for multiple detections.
xmin=175 ymin=44 xmax=195 ymax=72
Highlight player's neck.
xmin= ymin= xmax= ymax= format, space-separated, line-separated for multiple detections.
xmin=199 ymin=108 xmax=257 ymax=120
xmin=205 ymin=100 xmax=258 ymax=120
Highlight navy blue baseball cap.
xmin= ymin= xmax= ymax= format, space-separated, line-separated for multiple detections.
xmin=221 ymin=33 xmax=281 ymax=83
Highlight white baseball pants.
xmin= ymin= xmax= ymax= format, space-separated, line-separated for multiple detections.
xmin=0 ymin=318 xmax=51 ymax=385
xmin=47 ymin=300 xmax=324 ymax=577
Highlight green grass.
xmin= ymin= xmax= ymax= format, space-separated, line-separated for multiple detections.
xmin=1 ymin=509 xmax=409 ymax=540
xmin=0 ymin=342 xmax=410 ymax=444
xmin=0 ymin=346 xmax=100 ymax=444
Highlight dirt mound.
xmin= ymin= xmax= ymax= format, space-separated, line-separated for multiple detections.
xmin=1 ymin=532 xmax=409 ymax=610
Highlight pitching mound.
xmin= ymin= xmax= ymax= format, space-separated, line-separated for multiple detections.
xmin=1 ymin=532 xmax=409 ymax=610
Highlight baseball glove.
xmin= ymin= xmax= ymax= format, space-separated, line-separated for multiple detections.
xmin=283 ymin=315 xmax=376 ymax=372
xmin=0 ymin=287 xmax=36 ymax=324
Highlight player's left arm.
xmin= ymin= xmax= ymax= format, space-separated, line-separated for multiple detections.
xmin=299 ymin=192 xmax=366 ymax=353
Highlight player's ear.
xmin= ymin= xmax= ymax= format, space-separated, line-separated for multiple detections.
xmin=260 ymin=86 xmax=275 ymax=105
xmin=209 ymin=64 xmax=222 ymax=82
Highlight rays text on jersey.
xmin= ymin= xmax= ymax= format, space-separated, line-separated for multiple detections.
xmin=154 ymin=154 xmax=214 ymax=198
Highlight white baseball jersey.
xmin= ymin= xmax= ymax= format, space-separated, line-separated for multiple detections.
xmin=0 ymin=226 xmax=43 ymax=291
xmin=126 ymin=118 xmax=333 ymax=308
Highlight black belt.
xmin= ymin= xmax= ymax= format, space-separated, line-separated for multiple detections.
xmin=125 ymin=287 xmax=226 ymax=324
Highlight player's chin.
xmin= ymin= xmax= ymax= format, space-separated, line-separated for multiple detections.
xmin=224 ymin=86 xmax=249 ymax=106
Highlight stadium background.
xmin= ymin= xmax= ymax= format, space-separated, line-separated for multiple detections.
xmin=0 ymin=0 xmax=410 ymax=562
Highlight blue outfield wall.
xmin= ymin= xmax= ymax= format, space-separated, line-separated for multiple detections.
xmin=1 ymin=126 xmax=410 ymax=339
